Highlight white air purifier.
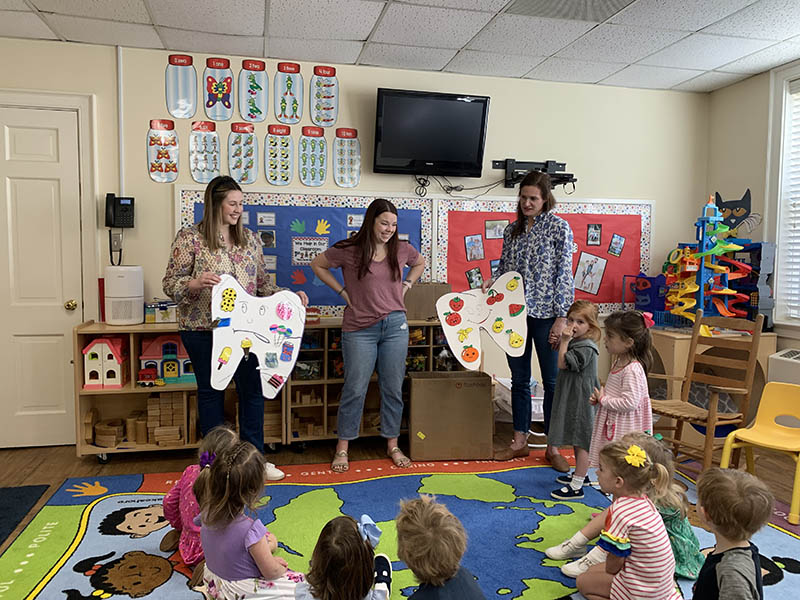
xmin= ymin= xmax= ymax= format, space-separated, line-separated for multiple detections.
xmin=104 ymin=265 xmax=144 ymax=325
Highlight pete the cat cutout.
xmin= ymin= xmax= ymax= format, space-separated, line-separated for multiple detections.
xmin=436 ymin=271 xmax=527 ymax=370
xmin=210 ymin=274 xmax=305 ymax=398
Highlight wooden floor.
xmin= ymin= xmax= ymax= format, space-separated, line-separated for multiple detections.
xmin=1 ymin=423 xmax=796 ymax=556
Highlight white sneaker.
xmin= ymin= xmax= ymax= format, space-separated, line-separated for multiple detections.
xmin=264 ymin=461 xmax=285 ymax=481
xmin=545 ymin=538 xmax=586 ymax=560
xmin=560 ymin=547 xmax=605 ymax=578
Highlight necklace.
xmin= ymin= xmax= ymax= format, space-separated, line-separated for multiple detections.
xmin=218 ymin=231 xmax=225 ymax=243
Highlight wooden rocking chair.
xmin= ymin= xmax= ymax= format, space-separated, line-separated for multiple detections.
xmin=651 ymin=309 xmax=764 ymax=474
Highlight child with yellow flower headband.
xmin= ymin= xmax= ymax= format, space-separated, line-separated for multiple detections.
xmin=576 ymin=440 xmax=682 ymax=600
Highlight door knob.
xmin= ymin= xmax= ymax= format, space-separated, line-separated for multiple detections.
xmin=64 ymin=299 xmax=78 ymax=311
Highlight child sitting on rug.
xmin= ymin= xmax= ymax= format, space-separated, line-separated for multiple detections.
xmin=692 ymin=468 xmax=773 ymax=600
xmin=193 ymin=440 xmax=304 ymax=599
xmin=395 ymin=495 xmax=486 ymax=599
xmin=294 ymin=515 xmax=392 ymax=600
xmin=548 ymin=299 xmax=601 ymax=500
xmin=547 ymin=432 xmax=704 ymax=580
xmin=161 ymin=425 xmax=238 ymax=582
xmin=576 ymin=440 xmax=682 ymax=600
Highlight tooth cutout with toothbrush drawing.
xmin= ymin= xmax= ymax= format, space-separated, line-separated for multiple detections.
xmin=210 ymin=274 xmax=306 ymax=398
xmin=435 ymin=270 xmax=527 ymax=370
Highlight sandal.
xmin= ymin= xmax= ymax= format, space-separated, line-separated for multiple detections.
xmin=331 ymin=450 xmax=349 ymax=473
xmin=388 ymin=446 xmax=412 ymax=468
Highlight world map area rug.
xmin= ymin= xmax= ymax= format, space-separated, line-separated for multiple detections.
xmin=1 ymin=456 xmax=799 ymax=600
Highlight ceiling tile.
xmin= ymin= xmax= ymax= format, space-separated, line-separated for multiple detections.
xmin=640 ymin=33 xmax=773 ymax=70
xmin=444 ymin=50 xmax=543 ymax=77
xmin=600 ymin=64 xmax=702 ymax=89
xmin=46 ymin=14 xmax=162 ymax=48
xmin=371 ymin=4 xmax=493 ymax=49
xmin=524 ymin=56 xmax=625 ymax=83
xmin=150 ymin=0 xmax=264 ymax=36
xmin=671 ymin=71 xmax=749 ymax=92
xmin=718 ymin=39 xmax=800 ymax=74
xmin=360 ymin=43 xmax=457 ymax=70
xmin=703 ymin=0 xmax=800 ymax=41
xmin=269 ymin=37 xmax=363 ymax=64
xmin=505 ymin=0 xmax=634 ymax=22
xmin=159 ymin=27 xmax=263 ymax=56
xmin=610 ymin=0 xmax=757 ymax=32
xmin=0 ymin=0 xmax=31 ymax=9
xmin=0 ymin=10 xmax=57 ymax=39
xmin=468 ymin=14 xmax=595 ymax=56
xmin=405 ymin=0 xmax=508 ymax=11
xmin=269 ymin=0 xmax=384 ymax=41
xmin=31 ymin=0 xmax=150 ymax=23
xmin=557 ymin=23 xmax=687 ymax=63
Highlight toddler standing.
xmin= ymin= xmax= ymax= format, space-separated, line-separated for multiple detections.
xmin=548 ymin=300 xmax=601 ymax=500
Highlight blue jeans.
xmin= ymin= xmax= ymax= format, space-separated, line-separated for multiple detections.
xmin=506 ymin=316 xmax=558 ymax=435
xmin=181 ymin=330 xmax=265 ymax=451
xmin=338 ymin=311 xmax=409 ymax=440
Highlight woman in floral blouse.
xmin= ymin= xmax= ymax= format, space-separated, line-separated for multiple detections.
xmin=163 ymin=176 xmax=308 ymax=480
xmin=484 ymin=171 xmax=575 ymax=469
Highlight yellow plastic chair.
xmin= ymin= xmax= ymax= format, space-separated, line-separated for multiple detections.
xmin=720 ymin=381 xmax=800 ymax=525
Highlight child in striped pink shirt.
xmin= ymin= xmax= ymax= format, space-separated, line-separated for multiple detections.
xmin=577 ymin=440 xmax=682 ymax=600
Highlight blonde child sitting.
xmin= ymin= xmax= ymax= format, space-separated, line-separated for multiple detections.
xmin=193 ymin=441 xmax=303 ymax=599
xmin=396 ymin=495 xmax=486 ymax=599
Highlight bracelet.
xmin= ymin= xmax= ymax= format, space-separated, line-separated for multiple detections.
xmin=338 ymin=287 xmax=346 ymax=296
xmin=403 ymin=279 xmax=413 ymax=288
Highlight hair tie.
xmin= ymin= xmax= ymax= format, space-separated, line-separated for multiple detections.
xmin=641 ymin=311 xmax=655 ymax=329
xmin=625 ymin=444 xmax=648 ymax=468
xmin=357 ymin=514 xmax=382 ymax=548
xmin=199 ymin=451 xmax=216 ymax=469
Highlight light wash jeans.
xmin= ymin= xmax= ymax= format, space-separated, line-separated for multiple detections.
xmin=337 ymin=311 xmax=409 ymax=440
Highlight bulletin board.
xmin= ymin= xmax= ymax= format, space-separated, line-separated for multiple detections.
xmin=177 ymin=187 xmax=432 ymax=315
xmin=435 ymin=198 xmax=651 ymax=314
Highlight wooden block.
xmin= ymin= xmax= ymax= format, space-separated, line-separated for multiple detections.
xmin=135 ymin=419 xmax=147 ymax=444
xmin=158 ymin=439 xmax=184 ymax=447
xmin=95 ymin=434 xmax=118 ymax=448
xmin=313 ymin=425 xmax=324 ymax=436
xmin=83 ymin=408 xmax=98 ymax=445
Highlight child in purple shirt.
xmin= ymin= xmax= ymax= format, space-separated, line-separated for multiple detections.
xmin=193 ymin=440 xmax=303 ymax=599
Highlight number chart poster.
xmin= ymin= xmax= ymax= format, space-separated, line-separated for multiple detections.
xmin=178 ymin=189 xmax=431 ymax=315
xmin=436 ymin=199 xmax=651 ymax=313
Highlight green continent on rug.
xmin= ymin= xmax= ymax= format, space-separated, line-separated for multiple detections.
xmin=1 ymin=461 xmax=799 ymax=599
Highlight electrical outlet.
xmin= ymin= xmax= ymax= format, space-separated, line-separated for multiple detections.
xmin=110 ymin=232 xmax=123 ymax=251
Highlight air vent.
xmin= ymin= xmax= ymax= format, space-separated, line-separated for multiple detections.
xmin=778 ymin=349 xmax=800 ymax=361
xmin=504 ymin=0 xmax=634 ymax=22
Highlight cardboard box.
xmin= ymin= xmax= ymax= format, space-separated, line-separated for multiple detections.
xmin=404 ymin=282 xmax=451 ymax=321
xmin=145 ymin=299 xmax=178 ymax=323
xmin=409 ymin=371 xmax=493 ymax=461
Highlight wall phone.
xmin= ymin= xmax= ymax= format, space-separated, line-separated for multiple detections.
xmin=105 ymin=193 xmax=135 ymax=228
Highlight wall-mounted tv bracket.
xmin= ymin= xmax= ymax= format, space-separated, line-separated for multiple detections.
xmin=492 ymin=158 xmax=577 ymax=189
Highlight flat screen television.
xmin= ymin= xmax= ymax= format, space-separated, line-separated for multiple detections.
xmin=373 ymin=88 xmax=490 ymax=178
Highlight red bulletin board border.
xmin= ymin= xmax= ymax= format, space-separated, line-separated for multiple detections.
xmin=435 ymin=198 xmax=651 ymax=314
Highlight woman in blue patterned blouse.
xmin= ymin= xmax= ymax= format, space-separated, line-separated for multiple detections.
xmin=485 ymin=171 xmax=575 ymax=469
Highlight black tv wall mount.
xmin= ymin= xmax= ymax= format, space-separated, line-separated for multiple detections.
xmin=492 ymin=158 xmax=577 ymax=189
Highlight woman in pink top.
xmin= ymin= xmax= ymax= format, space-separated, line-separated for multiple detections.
xmin=311 ymin=199 xmax=425 ymax=473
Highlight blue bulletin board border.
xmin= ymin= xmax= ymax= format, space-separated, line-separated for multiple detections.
xmin=176 ymin=186 xmax=433 ymax=316
xmin=435 ymin=197 xmax=652 ymax=314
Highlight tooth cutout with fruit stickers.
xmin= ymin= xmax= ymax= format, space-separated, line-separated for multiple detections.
xmin=435 ymin=271 xmax=527 ymax=370
xmin=210 ymin=274 xmax=305 ymax=398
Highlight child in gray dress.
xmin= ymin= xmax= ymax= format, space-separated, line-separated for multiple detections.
xmin=548 ymin=300 xmax=601 ymax=500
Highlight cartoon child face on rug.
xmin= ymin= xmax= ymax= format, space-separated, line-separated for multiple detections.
xmin=98 ymin=504 xmax=169 ymax=539
xmin=63 ymin=550 xmax=172 ymax=599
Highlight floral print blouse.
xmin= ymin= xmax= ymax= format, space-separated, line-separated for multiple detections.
xmin=162 ymin=224 xmax=280 ymax=330
xmin=496 ymin=211 xmax=574 ymax=319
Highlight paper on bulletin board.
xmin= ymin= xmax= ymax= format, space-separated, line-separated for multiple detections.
xmin=210 ymin=274 xmax=305 ymax=399
xmin=292 ymin=237 xmax=329 ymax=265
xmin=445 ymin=210 xmax=642 ymax=305
xmin=435 ymin=271 xmax=528 ymax=370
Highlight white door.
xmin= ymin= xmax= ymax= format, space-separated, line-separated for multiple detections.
xmin=0 ymin=107 xmax=83 ymax=446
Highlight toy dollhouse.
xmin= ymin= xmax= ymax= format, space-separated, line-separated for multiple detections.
xmin=82 ymin=336 xmax=130 ymax=389
xmin=139 ymin=334 xmax=195 ymax=383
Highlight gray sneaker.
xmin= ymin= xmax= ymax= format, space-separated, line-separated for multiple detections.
xmin=545 ymin=538 xmax=586 ymax=560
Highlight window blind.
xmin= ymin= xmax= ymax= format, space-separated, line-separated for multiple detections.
xmin=778 ymin=78 xmax=800 ymax=319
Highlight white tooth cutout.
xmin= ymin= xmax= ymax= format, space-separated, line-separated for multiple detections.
xmin=210 ymin=274 xmax=306 ymax=398
xmin=435 ymin=271 xmax=528 ymax=370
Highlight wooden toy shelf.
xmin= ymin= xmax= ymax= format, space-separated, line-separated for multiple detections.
xmin=287 ymin=319 xmax=449 ymax=445
xmin=73 ymin=321 xmax=285 ymax=461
